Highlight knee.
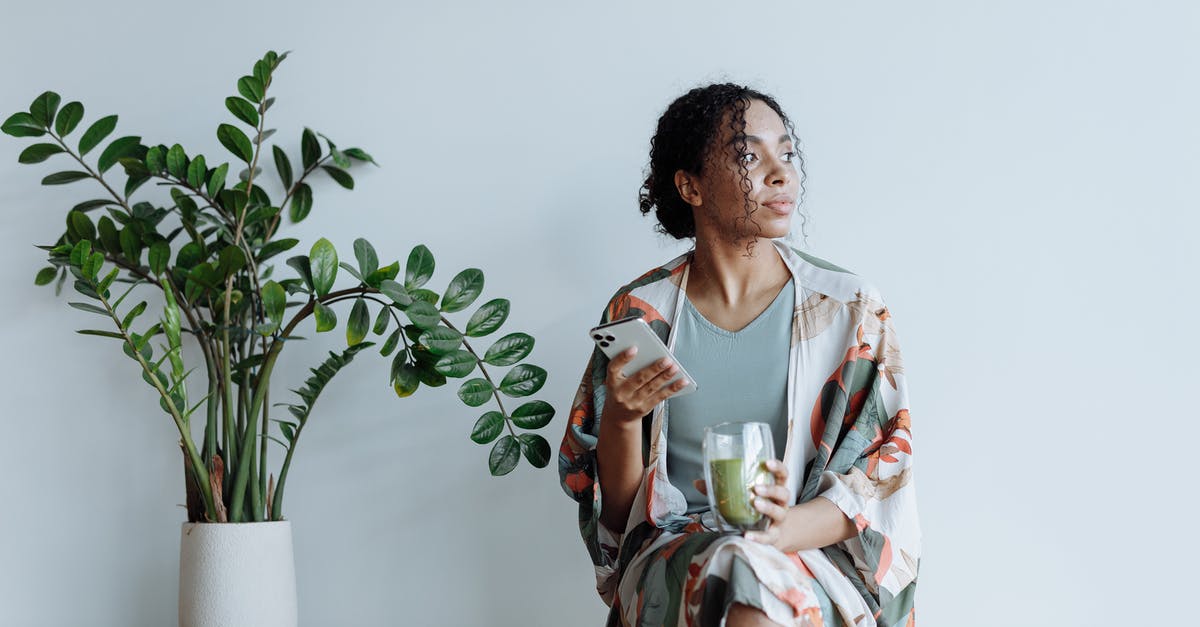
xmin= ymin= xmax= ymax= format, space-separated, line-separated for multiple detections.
xmin=726 ymin=602 xmax=783 ymax=627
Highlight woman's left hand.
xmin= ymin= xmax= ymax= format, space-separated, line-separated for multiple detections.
xmin=743 ymin=459 xmax=798 ymax=551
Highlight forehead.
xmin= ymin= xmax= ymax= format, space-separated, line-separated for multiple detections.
xmin=716 ymin=98 xmax=791 ymax=144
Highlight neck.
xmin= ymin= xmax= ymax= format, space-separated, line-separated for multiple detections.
xmin=688 ymin=238 xmax=788 ymax=307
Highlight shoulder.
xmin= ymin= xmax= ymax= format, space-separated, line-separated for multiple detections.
xmin=778 ymin=242 xmax=886 ymax=306
xmin=598 ymin=250 xmax=691 ymax=325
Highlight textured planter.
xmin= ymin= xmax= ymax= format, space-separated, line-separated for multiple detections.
xmin=178 ymin=521 xmax=297 ymax=627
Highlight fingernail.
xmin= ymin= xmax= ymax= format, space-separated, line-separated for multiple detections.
xmin=627 ymin=346 xmax=637 ymax=355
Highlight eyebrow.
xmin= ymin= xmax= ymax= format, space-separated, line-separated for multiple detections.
xmin=727 ymin=133 xmax=794 ymax=146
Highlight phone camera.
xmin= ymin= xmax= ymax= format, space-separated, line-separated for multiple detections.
xmin=592 ymin=334 xmax=603 ymax=341
xmin=599 ymin=341 xmax=610 ymax=348
xmin=604 ymin=335 xmax=615 ymax=342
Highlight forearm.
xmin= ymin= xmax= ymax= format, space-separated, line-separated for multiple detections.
xmin=595 ymin=414 xmax=644 ymax=533
xmin=781 ymin=496 xmax=859 ymax=552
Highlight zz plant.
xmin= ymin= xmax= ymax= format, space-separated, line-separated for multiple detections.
xmin=4 ymin=50 xmax=555 ymax=524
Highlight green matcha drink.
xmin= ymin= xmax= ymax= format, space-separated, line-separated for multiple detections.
xmin=708 ymin=458 xmax=773 ymax=527
xmin=702 ymin=421 xmax=777 ymax=532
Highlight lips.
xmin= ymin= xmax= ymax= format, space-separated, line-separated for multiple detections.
xmin=762 ymin=196 xmax=795 ymax=213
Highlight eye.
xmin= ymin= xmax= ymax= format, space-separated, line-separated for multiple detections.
xmin=782 ymin=151 xmax=797 ymax=162
xmin=738 ymin=152 xmax=758 ymax=164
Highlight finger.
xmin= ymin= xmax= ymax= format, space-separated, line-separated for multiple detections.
xmin=607 ymin=346 xmax=638 ymax=379
xmin=652 ymin=372 xmax=691 ymax=403
xmin=636 ymin=360 xmax=678 ymax=394
xmin=764 ymin=458 xmax=788 ymax=484
xmin=752 ymin=484 xmax=790 ymax=505
xmin=692 ymin=478 xmax=707 ymax=496
xmin=632 ymin=357 xmax=676 ymax=392
xmin=754 ymin=497 xmax=789 ymax=524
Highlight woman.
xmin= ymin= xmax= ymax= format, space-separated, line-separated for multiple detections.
xmin=558 ymin=84 xmax=920 ymax=627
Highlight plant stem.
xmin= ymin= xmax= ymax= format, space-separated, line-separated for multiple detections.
xmin=97 ymin=289 xmax=214 ymax=515
xmin=440 ymin=316 xmax=517 ymax=438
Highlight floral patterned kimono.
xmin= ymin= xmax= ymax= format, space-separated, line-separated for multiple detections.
xmin=558 ymin=240 xmax=921 ymax=626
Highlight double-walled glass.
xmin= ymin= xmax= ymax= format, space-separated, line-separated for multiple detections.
xmin=702 ymin=421 xmax=776 ymax=533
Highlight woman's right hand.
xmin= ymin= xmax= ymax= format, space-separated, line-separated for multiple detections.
xmin=603 ymin=346 xmax=690 ymax=426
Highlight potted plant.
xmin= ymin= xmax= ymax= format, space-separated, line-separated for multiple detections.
xmin=4 ymin=50 xmax=556 ymax=627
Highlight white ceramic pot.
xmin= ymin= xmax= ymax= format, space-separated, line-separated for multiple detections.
xmin=178 ymin=520 xmax=298 ymax=627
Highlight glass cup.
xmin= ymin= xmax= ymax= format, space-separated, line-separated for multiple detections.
xmin=702 ymin=421 xmax=776 ymax=533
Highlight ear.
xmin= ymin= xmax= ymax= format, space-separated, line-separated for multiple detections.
xmin=674 ymin=170 xmax=703 ymax=208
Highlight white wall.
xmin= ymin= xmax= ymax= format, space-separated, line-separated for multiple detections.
xmin=1 ymin=1 xmax=1196 ymax=625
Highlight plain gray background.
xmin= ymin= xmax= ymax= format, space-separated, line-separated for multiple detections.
xmin=2 ymin=1 xmax=1196 ymax=625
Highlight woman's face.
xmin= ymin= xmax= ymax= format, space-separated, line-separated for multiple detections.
xmin=691 ymin=99 xmax=800 ymax=245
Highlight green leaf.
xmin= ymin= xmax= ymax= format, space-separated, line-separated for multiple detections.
xmin=372 ymin=303 xmax=390 ymax=335
xmin=404 ymin=300 xmax=441 ymax=330
xmin=41 ymin=171 xmax=90 ymax=186
xmin=338 ymin=262 xmax=363 ymax=282
xmin=261 ymin=280 xmax=286 ymax=325
xmin=404 ymin=244 xmax=435 ymax=291
xmin=498 ymin=364 xmax=547 ymax=398
xmin=301 ymin=128 xmax=320 ymax=169
xmin=433 ymin=349 xmax=475 ymax=378
xmin=148 ymin=241 xmax=170 ymax=276
xmin=257 ymin=238 xmax=298 ymax=263
xmin=353 ymin=238 xmax=378 ymax=278
xmin=343 ymin=147 xmax=378 ymax=165
xmin=77 ymin=114 xmax=118 ymax=156
xmin=313 ymin=301 xmax=336 ymax=332
xmin=166 ymin=144 xmax=188 ymax=179
xmin=289 ymin=183 xmax=312 ymax=222
xmin=119 ymin=228 xmax=141 ymax=264
xmin=378 ymin=279 xmax=412 ymax=307
xmin=206 ymin=162 xmax=229 ymax=196
xmin=225 ymin=96 xmax=259 ymax=127
xmin=121 ymin=300 xmax=147 ymax=328
xmin=18 ymin=143 xmax=64 ymax=164
xmin=217 ymin=124 xmax=254 ymax=163
xmin=419 ymin=326 xmax=463 ymax=355
xmin=471 ymin=411 xmax=505 ymax=444
xmin=511 ymin=400 xmax=555 ymax=429
xmin=483 ymin=332 xmax=534 ymax=366
xmin=55 ymin=101 xmax=84 ymax=136
xmin=380 ymin=328 xmax=401 ymax=356
xmin=321 ymin=165 xmax=353 ymax=189
xmin=489 ymin=435 xmax=520 ymax=475
xmin=347 ymin=297 xmax=369 ymax=346
xmin=273 ymin=145 xmax=293 ymax=189
xmin=465 ymin=298 xmax=510 ymax=337
xmin=458 ymin=378 xmax=493 ymax=408
xmin=69 ymin=301 xmax=108 ymax=315
xmin=69 ymin=211 xmax=96 ymax=242
xmin=77 ymin=328 xmax=123 ymax=339
xmin=237 ymin=75 xmax=265 ymax=103
xmin=35 ymin=266 xmax=58 ymax=286
xmin=186 ymin=154 xmax=207 ymax=188
xmin=97 ymin=216 xmax=120 ymax=252
xmin=278 ymin=421 xmax=297 ymax=443
xmin=73 ymin=198 xmax=115 ymax=213
xmin=392 ymin=360 xmax=420 ymax=397
xmin=29 ymin=91 xmax=61 ymax=127
xmin=518 ymin=433 xmax=551 ymax=468
xmin=286 ymin=255 xmax=314 ymax=292
xmin=310 ymin=237 xmax=338 ymax=296
xmin=144 ymin=145 xmax=165 ymax=173
xmin=97 ymin=135 xmax=141 ymax=173
xmin=415 ymin=359 xmax=447 ymax=387
xmin=440 ymin=268 xmax=484 ymax=313
xmin=364 ymin=261 xmax=399 ymax=289
xmin=216 ymin=245 xmax=246 ymax=278
xmin=2 ymin=112 xmax=45 ymax=137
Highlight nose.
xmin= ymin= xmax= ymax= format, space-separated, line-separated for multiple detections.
xmin=766 ymin=156 xmax=792 ymax=187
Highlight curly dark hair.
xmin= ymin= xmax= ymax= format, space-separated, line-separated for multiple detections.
xmin=638 ymin=83 xmax=809 ymax=255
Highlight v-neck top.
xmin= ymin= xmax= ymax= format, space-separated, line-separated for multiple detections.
xmin=665 ymin=277 xmax=795 ymax=513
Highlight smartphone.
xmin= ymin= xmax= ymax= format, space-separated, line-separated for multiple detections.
xmin=588 ymin=315 xmax=699 ymax=397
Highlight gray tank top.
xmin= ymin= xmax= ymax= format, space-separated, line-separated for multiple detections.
xmin=666 ymin=277 xmax=794 ymax=513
